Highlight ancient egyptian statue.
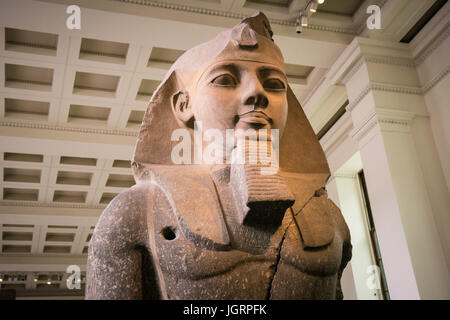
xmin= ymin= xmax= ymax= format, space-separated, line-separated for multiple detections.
xmin=86 ymin=12 xmax=352 ymax=300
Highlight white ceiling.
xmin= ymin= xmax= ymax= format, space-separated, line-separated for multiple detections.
xmin=0 ymin=0 xmax=440 ymax=297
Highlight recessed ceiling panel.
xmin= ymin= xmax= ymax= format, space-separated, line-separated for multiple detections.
xmin=56 ymin=171 xmax=92 ymax=186
xmin=5 ymin=64 xmax=53 ymax=92
xmin=3 ymin=188 xmax=38 ymax=201
xmin=43 ymin=245 xmax=71 ymax=253
xmin=106 ymin=174 xmax=135 ymax=188
xmin=67 ymin=104 xmax=111 ymax=126
xmin=3 ymin=168 xmax=41 ymax=184
xmin=127 ymin=110 xmax=145 ymax=129
xmin=245 ymin=0 xmax=293 ymax=8
xmin=79 ymin=37 xmax=129 ymax=64
xmin=137 ymin=79 xmax=160 ymax=101
xmin=73 ymin=72 xmax=119 ymax=98
xmin=100 ymin=192 xmax=118 ymax=204
xmin=5 ymin=27 xmax=58 ymax=56
xmin=4 ymin=98 xmax=50 ymax=121
xmin=2 ymin=245 xmax=31 ymax=253
xmin=2 ymin=232 xmax=33 ymax=241
xmin=148 ymin=47 xmax=184 ymax=69
xmin=4 ymin=152 xmax=43 ymax=163
xmin=53 ymin=190 xmax=87 ymax=203
xmin=45 ymin=233 xmax=75 ymax=242
xmin=285 ymin=63 xmax=314 ymax=84
xmin=317 ymin=0 xmax=364 ymax=16
xmin=112 ymin=160 xmax=131 ymax=168
xmin=60 ymin=156 xmax=97 ymax=167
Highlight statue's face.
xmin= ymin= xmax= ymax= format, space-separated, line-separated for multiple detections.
xmin=191 ymin=60 xmax=288 ymax=136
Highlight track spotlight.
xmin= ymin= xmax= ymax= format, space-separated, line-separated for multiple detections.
xmin=301 ymin=15 xmax=308 ymax=27
xmin=295 ymin=0 xmax=324 ymax=34
xmin=309 ymin=2 xmax=318 ymax=13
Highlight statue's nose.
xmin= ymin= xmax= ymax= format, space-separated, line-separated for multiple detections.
xmin=241 ymin=78 xmax=268 ymax=110
xmin=244 ymin=94 xmax=268 ymax=109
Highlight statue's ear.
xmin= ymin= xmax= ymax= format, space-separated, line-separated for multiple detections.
xmin=172 ymin=90 xmax=194 ymax=126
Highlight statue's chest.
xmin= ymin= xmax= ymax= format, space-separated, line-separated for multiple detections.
xmin=147 ymin=190 xmax=342 ymax=299
xmin=149 ymin=188 xmax=283 ymax=279
xmin=151 ymin=211 xmax=342 ymax=276
xmin=144 ymin=168 xmax=343 ymax=299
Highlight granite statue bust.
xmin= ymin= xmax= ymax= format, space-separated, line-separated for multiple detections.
xmin=85 ymin=12 xmax=352 ymax=300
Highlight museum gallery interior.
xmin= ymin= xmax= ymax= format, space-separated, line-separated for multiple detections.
xmin=0 ymin=0 xmax=449 ymax=300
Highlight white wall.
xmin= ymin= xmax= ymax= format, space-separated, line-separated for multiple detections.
xmin=412 ymin=3 xmax=450 ymax=283
xmin=423 ymin=75 xmax=450 ymax=194
xmin=413 ymin=2 xmax=450 ymax=195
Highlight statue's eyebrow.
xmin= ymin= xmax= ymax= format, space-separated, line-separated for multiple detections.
xmin=206 ymin=63 xmax=240 ymax=78
xmin=258 ymin=67 xmax=287 ymax=80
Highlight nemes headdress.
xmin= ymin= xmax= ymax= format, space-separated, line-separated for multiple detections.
xmin=132 ymin=12 xmax=330 ymax=178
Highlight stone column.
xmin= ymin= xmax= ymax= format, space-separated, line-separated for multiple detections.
xmin=327 ymin=37 xmax=450 ymax=299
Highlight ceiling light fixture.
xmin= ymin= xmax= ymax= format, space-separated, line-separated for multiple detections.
xmin=295 ymin=18 xmax=301 ymax=33
xmin=301 ymin=15 xmax=309 ymax=27
xmin=295 ymin=0 xmax=324 ymax=35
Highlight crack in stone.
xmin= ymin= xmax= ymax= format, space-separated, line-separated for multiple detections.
xmin=265 ymin=190 xmax=322 ymax=299
xmin=292 ymin=190 xmax=321 ymax=217
xmin=266 ymin=222 xmax=288 ymax=300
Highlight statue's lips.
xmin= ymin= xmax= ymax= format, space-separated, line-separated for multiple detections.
xmin=237 ymin=111 xmax=272 ymax=126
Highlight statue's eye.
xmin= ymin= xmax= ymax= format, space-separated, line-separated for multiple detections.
xmin=211 ymin=74 xmax=237 ymax=86
xmin=263 ymin=78 xmax=285 ymax=91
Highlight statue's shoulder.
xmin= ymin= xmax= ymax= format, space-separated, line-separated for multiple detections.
xmin=103 ymin=182 xmax=151 ymax=215
xmin=92 ymin=182 xmax=153 ymax=248
xmin=326 ymin=196 xmax=351 ymax=243
xmin=96 ymin=182 xmax=155 ymax=232
xmin=321 ymin=192 xmax=352 ymax=262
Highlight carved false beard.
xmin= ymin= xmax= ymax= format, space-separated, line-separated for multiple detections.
xmin=230 ymin=133 xmax=295 ymax=228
